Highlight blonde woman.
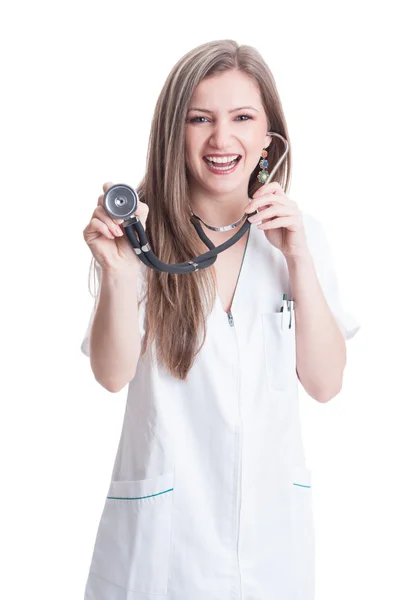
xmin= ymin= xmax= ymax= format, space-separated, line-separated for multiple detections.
xmin=81 ymin=39 xmax=359 ymax=600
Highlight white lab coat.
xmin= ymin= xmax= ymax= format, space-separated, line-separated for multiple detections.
xmin=81 ymin=211 xmax=360 ymax=600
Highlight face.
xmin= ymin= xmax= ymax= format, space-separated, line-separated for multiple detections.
xmin=185 ymin=69 xmax=271 ymax=198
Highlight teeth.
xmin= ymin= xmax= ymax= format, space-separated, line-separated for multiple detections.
xmin=209 ymin=163 xmax=236 ymax=170
xmin=206 ymin=158 xmax=239 ymax=171
xmin=206 ymin=155 xmax=239 ymax=164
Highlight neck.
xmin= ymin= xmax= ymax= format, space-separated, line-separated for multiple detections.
xmin=188 ymin=181 xmax=251 ymax=229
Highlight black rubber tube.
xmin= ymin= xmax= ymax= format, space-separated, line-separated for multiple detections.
xmin=123 ymin=211 xmax=257 ymax=274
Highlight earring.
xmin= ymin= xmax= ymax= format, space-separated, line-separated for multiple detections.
xmin=257 ymin=149 xmax=269 ymax=183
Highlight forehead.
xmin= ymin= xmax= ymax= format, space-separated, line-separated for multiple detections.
xmin=189 ymin=70 xmax=263 ymax=110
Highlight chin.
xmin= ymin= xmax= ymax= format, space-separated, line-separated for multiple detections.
xmin=208 ymin=177 xmax=249 ymax=195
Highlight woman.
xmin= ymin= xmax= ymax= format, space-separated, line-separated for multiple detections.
xmin=81 ymin=39 xmax=359 ymax=600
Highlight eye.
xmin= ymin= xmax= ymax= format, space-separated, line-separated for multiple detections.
xmin=187 ymin=114 xmax=254 ymax=124
xmin=188 ymin=116 xmax=210 ymax=123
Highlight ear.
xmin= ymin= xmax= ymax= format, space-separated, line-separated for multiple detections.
xmin=264 ymin=131 xmax=273 ymax=150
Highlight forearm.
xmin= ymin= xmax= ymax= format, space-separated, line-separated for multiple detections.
xmin=287 ymin=252 xmax=346 ymax=403
xmin=90 ymin=266 xmax=142 ymax=392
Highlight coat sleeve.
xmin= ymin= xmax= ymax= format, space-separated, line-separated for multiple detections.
xmin=80 ymin=259 xmax=147 ymax=357
xmin=301 ymin=212 xmax=360 ymax=341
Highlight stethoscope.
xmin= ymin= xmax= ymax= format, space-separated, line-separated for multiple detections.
xmin=103 ymin=131 xmax=288 ymax=274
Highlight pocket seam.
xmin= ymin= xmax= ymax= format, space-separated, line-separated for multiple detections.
xmin=107 ymin=471 xmax=174 ymax=500
xmin=291 ymin=465 xmax=312 ymax=488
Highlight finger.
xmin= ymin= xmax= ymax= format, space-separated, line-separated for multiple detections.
xmin=256 ymin=204 xmax=271 ymax=212
xmin=257 ymin=216 xmax=295 ymax=230
xmin=248 ymin=205 xmax=294 ymax=223
xmin=134 ymin=201 xmax=149 ymax=225
xmin=102 ymin=181 xmax=114 ymax=193
xmin=95 ymin=206 xmax=124 ymax=236
xmin=245 ymin=194 xmax=285 ymax=214
xmin=253 ymin=190 xmax=285 ymax=204
xmin=87 ymin=217 xmax=116 ymax=240
xmin=254 ymin=182 xmax=285 ymax=198
xmin=248 ymin=207 xmax=275 ymax=223
xmin=93 ymin=206 xmax=124 ymax=237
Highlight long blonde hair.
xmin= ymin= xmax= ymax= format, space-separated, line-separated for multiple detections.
xmin=90 ymin=39 xmax=292 ymax=380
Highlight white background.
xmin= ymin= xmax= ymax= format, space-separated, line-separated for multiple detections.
xmin=1 ymin=1 xmax=408 ymax=598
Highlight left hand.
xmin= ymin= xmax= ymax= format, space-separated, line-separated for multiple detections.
xmin=244 ymin=182 xmax=309 ymax=260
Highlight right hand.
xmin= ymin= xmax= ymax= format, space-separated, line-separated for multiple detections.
xmin=83 ymin=182 xmax=149 ymax=272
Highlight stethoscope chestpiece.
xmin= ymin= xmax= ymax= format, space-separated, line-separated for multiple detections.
xmin=103 ymin=184 xmax=138 ymax=220
xmin=99 ymin=132 xmax=288 ymax=273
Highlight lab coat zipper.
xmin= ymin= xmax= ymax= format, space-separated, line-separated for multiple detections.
xmin=228 ymin=310 xmax=243 ymax=599
xmin=226 ymin=228 xmax=249 ymax=329
xmin=225 ymin=231 xmax=248 ymax=599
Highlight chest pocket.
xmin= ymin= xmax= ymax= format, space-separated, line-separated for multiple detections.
xmin=261 ymin=310 xmax=296 ymax=390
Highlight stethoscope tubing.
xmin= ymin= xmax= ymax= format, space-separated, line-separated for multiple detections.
xmin=104 ymin=132 xmax=289 ymax=274
xmin=125 ymin=213 xmax=251 ymax=273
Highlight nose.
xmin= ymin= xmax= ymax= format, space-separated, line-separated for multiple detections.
xmin=208 ymin=119 xmax=234 ymax=149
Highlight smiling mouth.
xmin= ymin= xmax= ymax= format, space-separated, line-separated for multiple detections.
xmin=203 ymin=155 xmax=242 ymax=171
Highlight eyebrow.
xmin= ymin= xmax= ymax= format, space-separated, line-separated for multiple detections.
xmin=187 ymin=106 xmax=259 ymax=114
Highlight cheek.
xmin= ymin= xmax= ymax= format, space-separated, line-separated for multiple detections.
xmin=184 ymin=137 xmax=194 ymax=171
xmin=245 ymin=144 xmax=263 ymax=169
xmin=184 ymin=145 xmax=200 ymax=180
xmin=184 ymin=132 xmax=199 ymax=166
xmin=242 ymin=130 xmax=265 ymax=158
xmin=185 ymin=136 xmax=208 ymax=178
